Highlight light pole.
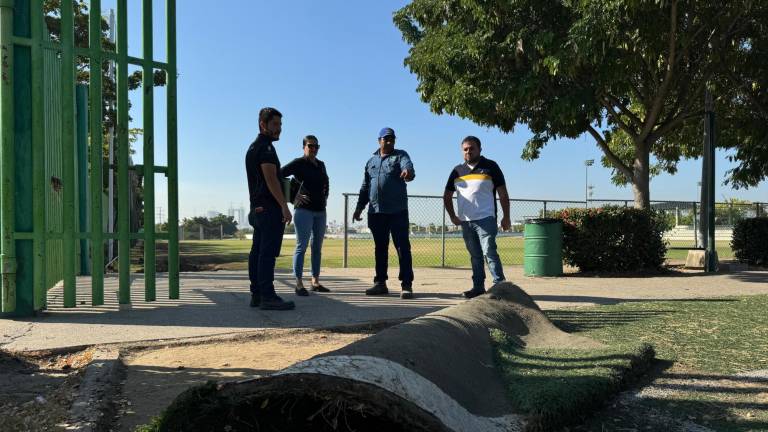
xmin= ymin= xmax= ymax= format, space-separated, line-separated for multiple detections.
xmin=697 ymin=181 xmax=702 ymax=202
xmin=584 ymin=159 xmax=594 ymax=207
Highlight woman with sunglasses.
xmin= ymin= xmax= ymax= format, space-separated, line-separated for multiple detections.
xmin=281 ymin=135 xmax=331 ymax=295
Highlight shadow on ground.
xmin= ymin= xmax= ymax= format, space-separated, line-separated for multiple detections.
xmin=576 ymin=365 xmax=768 ymax=431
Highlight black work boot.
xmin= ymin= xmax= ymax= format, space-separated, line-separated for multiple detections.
xmin=260 ymin=296 xmax=296 ymax=311
xmin=400 ymin=283 xmax=413 ymax=300
xmin=365 ymin=282 xmax=388 ymax=296
xmin=249 ymin=293 xmax=261 ymax=307
xmin=463 ymin=287 xmax=486 ymax=299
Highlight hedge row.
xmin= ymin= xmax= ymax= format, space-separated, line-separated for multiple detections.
xmin=731 ymin=217 xmax=768 ymax=265
xmin=555 ymin=207 xmax=668 ymax=272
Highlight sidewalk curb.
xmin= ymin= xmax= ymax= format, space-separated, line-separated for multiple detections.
xmin=63 ymin=348 xmax=124 ymax=432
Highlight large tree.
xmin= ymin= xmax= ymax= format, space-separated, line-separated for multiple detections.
xmin=394 ymin=0 xmax=768 ymax=208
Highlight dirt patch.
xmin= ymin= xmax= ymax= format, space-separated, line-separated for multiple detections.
xmin=0 ymin=349 xmax=91 ymax=432
xmin=117 ymin=329 xmax=371 ymax=431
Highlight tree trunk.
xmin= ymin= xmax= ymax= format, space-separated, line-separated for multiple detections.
xmin=632 ymin=145 xmax=651 ymax=209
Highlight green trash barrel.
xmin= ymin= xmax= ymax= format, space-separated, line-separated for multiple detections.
xmin=523 ymin=218 xmax=563 ymax=276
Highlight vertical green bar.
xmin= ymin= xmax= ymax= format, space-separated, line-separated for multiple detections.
xmin=116 ymin=0 xmax=130 ymax=304
xmin=60 ymin=0 xmax=76 ymax=307
xmin=1 ymin=0 xmax=17 ymax=313
xmin=75 ymin=84 xmax=89 ymax=275
xmin=142 ymin=0 xmax=155 ymax=301
xmin=166 ymin=0 xmax=178 ymax=299
xmin=30 ymin=0 xmax=46 ymax=310
xmin=12 ymin=0 xmax=34 ymax=316
xmin=89 ymin=0 xmax=104 ymax=305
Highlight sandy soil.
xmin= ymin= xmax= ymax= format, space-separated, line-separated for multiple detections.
xmin=0 ymin=349 xmax=93 ymax=432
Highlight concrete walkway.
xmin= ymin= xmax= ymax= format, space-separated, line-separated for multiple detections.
xmin=1 ymin=266 xmax=767 ymax=351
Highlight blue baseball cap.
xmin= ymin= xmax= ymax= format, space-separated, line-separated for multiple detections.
xmin=378 ymin=127 xmax=396 ymax=139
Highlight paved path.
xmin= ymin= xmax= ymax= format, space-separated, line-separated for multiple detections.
xmin=1 ymin=266 xmax=767 ymax=351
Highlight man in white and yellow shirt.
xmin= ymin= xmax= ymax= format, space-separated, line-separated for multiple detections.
xmin=443 ymin=136 xmax=511 ymax=298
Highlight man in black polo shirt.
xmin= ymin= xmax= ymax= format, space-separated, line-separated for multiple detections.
xmin=245 ymin=107 xmax=295 ymax=310
xmin=443 ymin=136 xmax=511 ymax=299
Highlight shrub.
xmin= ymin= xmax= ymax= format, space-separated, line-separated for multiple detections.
xmin=731 ymin=217 xmax=768 ymax=265
xmin=556 ymin=206 xmax=668 ymax=272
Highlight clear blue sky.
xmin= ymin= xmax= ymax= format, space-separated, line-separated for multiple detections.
xmin=113 ymin=0 xmax=766 ymax=224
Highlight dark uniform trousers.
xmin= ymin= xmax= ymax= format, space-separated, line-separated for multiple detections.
xmin=248 ymin=206 xmax=285 ymax=299
xmin=367 ymin=210 xmax=414 ymax=285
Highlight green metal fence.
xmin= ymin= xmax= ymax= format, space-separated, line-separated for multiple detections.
xmin=1 ymin=0 xmax=179 ymax=316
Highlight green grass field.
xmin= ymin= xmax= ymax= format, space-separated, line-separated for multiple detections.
xmin=171 ymin=238 xmax=734 ymax=271
xmin=547 ymin=296 xmax=768 ymax=431
xmin=492 ymin=334 xmax=654 ymax=431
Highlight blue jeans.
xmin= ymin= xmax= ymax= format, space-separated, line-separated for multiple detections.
xmin=368 ymin=210 xmax=414 ymax=286
xmin=461 ymin=216 xmax=505 ymax=290
xmin=248 ymin=206 xmax=285 ymax=299
xmin=293 ymin=208 xmax=326 ymax=279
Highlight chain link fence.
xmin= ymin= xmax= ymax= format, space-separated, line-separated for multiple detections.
xmin=339 ymin=194 xmax=583 ymax=268
xmin=593 ymin=199 xmax=766 ymax=249
xmin=339 ymin=194 xmax=767 ymax=268
xmin=179 ymin=225 xmax=228 ymax=240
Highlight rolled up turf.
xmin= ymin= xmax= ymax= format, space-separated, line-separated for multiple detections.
xmin=155 ymin=282 xmax=652 ymax=432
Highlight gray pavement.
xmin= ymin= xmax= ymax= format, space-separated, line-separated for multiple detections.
xmin=1 ymin=266 xmax=767 ymax=351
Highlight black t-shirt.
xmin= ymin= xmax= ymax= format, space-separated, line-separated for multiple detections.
xmin=246 ymin=134 xmax=281 ymax=210
xmin=281 ymin=157 xmax=329 ymax=212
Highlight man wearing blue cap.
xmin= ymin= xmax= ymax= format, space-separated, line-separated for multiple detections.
xmin=353 ymin=127 xmax=416 ymax=299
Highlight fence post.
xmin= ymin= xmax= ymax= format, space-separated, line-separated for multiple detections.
xmin=693 ymin=202 xmax=698 ymax=248
xmin=730 ymin=202 xmax=736 ymax=226
xmin=441 ymin=203 xmax=446 ymax=267
xmin=343 ymin=194 xmax=348 ymax=268
xmin=220 ymin=224 xmax=223 ymax=240
xmin=199 ymin=225 xmax=203 ymax=240
xmin=757 ymin=203 xmax=763 ymax=218
xmin=542 ymin=200 xmax=547 ymax=217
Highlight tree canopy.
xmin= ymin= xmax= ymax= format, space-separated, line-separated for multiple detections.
xmin=394 ymin=0 xmax=768 ymax=208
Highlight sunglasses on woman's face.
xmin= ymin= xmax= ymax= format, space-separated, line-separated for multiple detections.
xmin=307 ymin=144 xmax=320 ymax=149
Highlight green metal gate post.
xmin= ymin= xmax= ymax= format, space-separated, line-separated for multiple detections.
xmin=76 ymin=84 xmax=89 ymax=276
xmin=116 ymin=0 xmax=130 ymax=304
xmin=142 ymin=0 xmax=156 ymax=301
xmin=7 ymin=0 xmax=37 ymax=316
xmin=1 ymin=0 xmax=18 ymax=313
xmin=88 ymin=0 xmax=104 ymax=305
xmin=167 ymin=0 xmax=179 ymax=299
xmin=30 ymin=0 xmax=45 ymax=311
xmin=60 ymin=0 xmax=77 ymax=307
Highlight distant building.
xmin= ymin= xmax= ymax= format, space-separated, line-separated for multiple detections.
xmin=228 ymin=206 xmax=247 ymax=229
